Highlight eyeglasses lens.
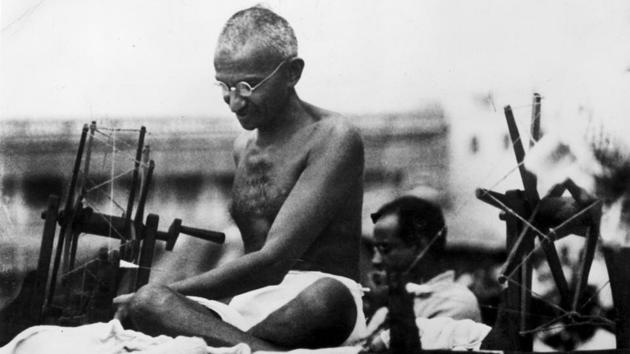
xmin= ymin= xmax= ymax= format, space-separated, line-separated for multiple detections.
xmin=235 ymin=82 xmax=253 ymax=97
xmin=217 ymin=82 xmax=254 ymax=98
xmin=218 ymin=82 xmax=230 ymax=96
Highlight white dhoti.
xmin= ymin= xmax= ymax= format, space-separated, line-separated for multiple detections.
xmin=188 ymin=271 xmax=367 ymax=345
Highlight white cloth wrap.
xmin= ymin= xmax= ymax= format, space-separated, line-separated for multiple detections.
xmin=188 ymin=270 xmax=367 ymax=345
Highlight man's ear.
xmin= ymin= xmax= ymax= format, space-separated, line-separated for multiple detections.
xmin=286 ymin=57 xmax=304 ymax=87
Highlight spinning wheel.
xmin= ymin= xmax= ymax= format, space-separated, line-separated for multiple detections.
xmin=476 ymin=94 xmax=629 ymax=351
xmin=29 ymin=122 xmax=226 ymax=326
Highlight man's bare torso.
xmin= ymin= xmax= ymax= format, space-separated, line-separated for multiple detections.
xmin=229 ymin=109 xmax=363 ymax=280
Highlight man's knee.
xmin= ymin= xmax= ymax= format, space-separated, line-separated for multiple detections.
xmin=127 ymin=284 xmax=174 ymax=319
xmin=305 ymin=277 xmax=357 ymax=322
xmin=290 ymin=277 xmax=357 ymax=346
xmin=251 ymin=277 xmax=358 ymax=348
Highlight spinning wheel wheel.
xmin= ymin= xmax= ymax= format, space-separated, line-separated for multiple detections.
xmin=29 ymin=122 xmax=226 ymax=326
xmin=476 ymin=94 xmax=628 ymax=351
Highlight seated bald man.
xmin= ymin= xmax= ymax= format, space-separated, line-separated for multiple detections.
xmin=114 ymin=6 xmax=366 ymax=351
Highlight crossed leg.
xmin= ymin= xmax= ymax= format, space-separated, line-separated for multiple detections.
xmin=124 ymin=277 xmax=357 ymax=351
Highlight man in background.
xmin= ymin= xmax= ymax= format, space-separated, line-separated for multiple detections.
xmin=365 ymin=195 xmax=481 ymax=337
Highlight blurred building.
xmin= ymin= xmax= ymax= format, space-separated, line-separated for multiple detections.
xmin=0 ymin=108 xmax=450 ymax=242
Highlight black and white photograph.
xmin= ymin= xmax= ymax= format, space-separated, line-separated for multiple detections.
xmin=1 ymin=1 xmax=630 ymax=352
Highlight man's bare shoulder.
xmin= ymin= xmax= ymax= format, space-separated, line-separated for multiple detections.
xmin=314 ymin=117 xmax=363 ymax=162
xmin=305 ymin=103 xmax=363 ymax=150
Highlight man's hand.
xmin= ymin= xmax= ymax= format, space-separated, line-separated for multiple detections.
xmin=364 ymin=270 xmax=389 ymax=314
xmin=113 ymin=293 xmax=134 ymax=321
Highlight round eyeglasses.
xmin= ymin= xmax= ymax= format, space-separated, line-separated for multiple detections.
xmin=216 ymin=57 xmax=292 ymax=98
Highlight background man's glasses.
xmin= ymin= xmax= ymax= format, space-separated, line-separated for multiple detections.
xmin=216 ymin=57 xmax=292 ymax=98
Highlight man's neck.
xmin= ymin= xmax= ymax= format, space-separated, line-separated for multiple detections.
xmin=256 ymin=91 xmax=312 ymax=146
xmin=408 ymin=257 xmax=445 ymax=284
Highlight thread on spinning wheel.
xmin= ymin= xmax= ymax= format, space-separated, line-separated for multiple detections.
xmin=110 ymin=129 xmax=115 ymax=249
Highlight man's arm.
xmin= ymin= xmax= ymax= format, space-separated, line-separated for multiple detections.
xmin=169 ymin=120 xmax=364 ymax=299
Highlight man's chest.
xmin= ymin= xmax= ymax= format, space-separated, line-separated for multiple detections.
xmin=231 ymin=146 xmax=306 ymax=217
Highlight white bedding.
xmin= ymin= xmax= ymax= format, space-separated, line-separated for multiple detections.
xmin=0 ymin=320 xmax=361 ymax=354
xmin=0 ymin=316 xmax=489 ymax=354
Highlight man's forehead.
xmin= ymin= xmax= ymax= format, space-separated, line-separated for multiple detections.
xmin=373 ymin=213 xmax=400 ymax=237
xmin=214 ymin=43 xmax=282 ymax=74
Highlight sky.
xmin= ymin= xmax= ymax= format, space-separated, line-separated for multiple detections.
xmin=1 ymin=0 xmax=629 ymax=121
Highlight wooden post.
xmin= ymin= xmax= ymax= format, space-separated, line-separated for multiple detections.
xmin=35 ymin=195 xmax=59 ymax=320
xmin=603 ymin=246 xmax=630 ymax=349
xmin=387 ymin=272 xmax=421 ymax=353
xmin=136 ymin=214 xmax=158 ymax=289
xmin=48 ymin=124 xmax=89 ymax=308
xmin=504 ymin=190 xmax=533 ymax=352
xmin=530 ymin=93 xmax=542 ymax=148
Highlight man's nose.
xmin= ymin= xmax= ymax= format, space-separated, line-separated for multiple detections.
xmin=372 ymin=249 xmax=383 ymax=269
xmin=228 ymin=91 xmax=247 ymax=113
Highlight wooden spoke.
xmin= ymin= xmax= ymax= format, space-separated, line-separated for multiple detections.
xmin=572 ymin=225 xmax=599 ymax=312
xmin=504 ymin=105 xmax=538 ymax=204
xmin=47 ymin=124 xmax=89 ymax=308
